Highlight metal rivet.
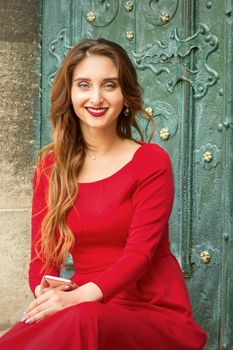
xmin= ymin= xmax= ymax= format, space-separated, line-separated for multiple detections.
xmin=206 ymin=1 xmax=212 ymax=9
xmin=199 ymin=86 xmax=204 ymax=92
xmin=160 ymin=128 xmax=170 ymax=140
xmin=203 ymin=151 xmax=213 ymax=163
xmin=124 ymin=1 xmax=134 ymax=12
xmin=160 ymin=13 xmax=170 ymax=23
xmin=145 ymin=107 xmax=153 ymax=117
xmin=217 ymin=123 xmax=223 ymax=131
xmin=125 ymin=31 xmax=134 ymax=41
xmin=200 ymin=251 xmax=211 ymax=264
xmin=161 ymin=54 xmax=168 ymax=62
xmin=223 ymin=121 xmax=230 ymax=128
xmin=223 ymin=233 xmax=230 ymax=240
xmin=208 ymin=75 xmax=213 ymax=81
xmin=200 ymin=27 xmax=205 ymax=35
xmin=225 ymin=9 xmax=232 ymax=16
xmin=222 ymin=344 xmax=228 ymax=350
xmin=87 ymin=11 xmax=96 ymax=22
xmin=218 ymin=88 xmax=224 ymax=96
xmin=210 ymin=38 xmax=215 ymax=46
xmin=205 ymin=34 xmax=211 ymax=42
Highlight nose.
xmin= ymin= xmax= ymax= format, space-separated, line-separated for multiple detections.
xmin=89 ymin=88 xmax=103 ymax=105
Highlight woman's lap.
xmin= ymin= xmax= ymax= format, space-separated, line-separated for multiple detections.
xmin=0 ymin=301 xmax=206 ymax=350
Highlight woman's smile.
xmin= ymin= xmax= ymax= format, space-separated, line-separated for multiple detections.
xmin=85 ymin=107 xmax=109 ymax=117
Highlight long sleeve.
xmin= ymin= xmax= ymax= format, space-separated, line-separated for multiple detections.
xmin=91 ymin=147 xmax=174 ymax=303
xmin=28 ymin=157 xmax=59 ymax=293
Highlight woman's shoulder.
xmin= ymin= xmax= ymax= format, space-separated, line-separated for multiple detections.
xmin=135 ymin=142 xmax=171 ymax=167
xmin=35 ymin=150 xmax=55 ymax=180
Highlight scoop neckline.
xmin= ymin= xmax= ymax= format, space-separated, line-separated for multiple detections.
xmin=78 ymin=141 xmax=146 ymax=185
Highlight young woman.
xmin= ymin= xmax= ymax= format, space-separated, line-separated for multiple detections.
xmin=0 ymin=38 xmax=208 ymax=349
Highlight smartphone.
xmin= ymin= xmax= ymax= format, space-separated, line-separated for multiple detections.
xmin=42 ymin=275 xmax=77 ymax=289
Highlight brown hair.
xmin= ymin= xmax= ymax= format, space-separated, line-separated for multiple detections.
xmin=34 ymin=38 xmax=155 ymax=271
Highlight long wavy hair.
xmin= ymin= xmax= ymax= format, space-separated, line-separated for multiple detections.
xmin=35 ymin=38 xmax=155 ymax=271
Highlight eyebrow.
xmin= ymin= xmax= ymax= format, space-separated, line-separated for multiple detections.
xmin=73 ymin=77 xmax=119 ymax=82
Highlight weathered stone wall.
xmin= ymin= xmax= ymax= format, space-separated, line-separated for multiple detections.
xmin=0 ymin=0 xmax=40 ymax=334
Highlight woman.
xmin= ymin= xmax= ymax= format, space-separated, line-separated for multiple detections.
xmin=0 ymin=38 xmax=208 ymax=349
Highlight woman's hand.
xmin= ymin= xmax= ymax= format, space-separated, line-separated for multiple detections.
xmin=21 ymin=288 xmax=76 ymax=324
xmin=21 ymin=282 xmax=103 ymax=324
xmin=34 ymin=279 xmax=74 ymax=298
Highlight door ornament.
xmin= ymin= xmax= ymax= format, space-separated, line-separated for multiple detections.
xmin=124 ymin=1 xmax=134 ymax=12
xmin=194 ymin=144 xmax=221 ymax=170
xmin=125 ymin=31 xmax=134 ymax=41
xmin=200 ymin=250 xmax=211 ymax=264
xmin=48 ymin=29 xmax=72 ymax=86
xmin=203 ymin=151 xmax=213 ymax=163
xmin=133 ymin=23 xmax=219 ymax=99
xmin=143 ymin=0 xmax=178 ymax=26
xmin=160 ymin=128 xmax=170 ymax=140
xmin=143 ymin=101 xmax=178 ymax=140
xmin=144 ymin=107 xmax=153 ymax=117
xmin=86 ymin=11 xmax=96 ymax=22
xmin=82 ymin=0 xmax=119 ymax=27
xmin=191 ymin=242 xmax=219 ymax=269
xmin=160 ymin=13 xmax=170 ymax=24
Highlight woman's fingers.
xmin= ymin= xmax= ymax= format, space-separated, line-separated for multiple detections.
xmin=24 ymin=292 xmax=49 ymax=315
xmin=22 ymin=290 xmax=66 ymax=324
xmin=41 ymin=279 xmax=50 ymax=288
xmin=24 ymin=306 xmax=55 ymax=324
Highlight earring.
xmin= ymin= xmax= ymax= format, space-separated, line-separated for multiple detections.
xmin=124 ymin=106 xmax=130 ymax=116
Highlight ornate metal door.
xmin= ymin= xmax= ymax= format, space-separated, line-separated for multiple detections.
xmin=39 ymin=1 xmax=233 ymax=349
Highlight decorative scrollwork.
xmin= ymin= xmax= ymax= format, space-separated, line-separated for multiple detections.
xmin=143 ymin=0 xmax=178 ymax=26
xmin=194 ymin=143 xmax=221 ymax=170
xmin=142 ymin=101 xmax=178 ymax=140
xmin=191 ymin=242 xmax=220 ymax=270
xmin=48 ymin=29 xmax=72 ymax=86
xmin=133 ymin=23 xmax=219 ymax=99
xmin=82 ymin=0 xmax=119 ymax=27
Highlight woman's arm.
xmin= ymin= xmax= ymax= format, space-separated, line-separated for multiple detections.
xmin=22 ymin=282 xmax=103 ymax=323
xmin=90 ymin=146 xmax=174 ymax=302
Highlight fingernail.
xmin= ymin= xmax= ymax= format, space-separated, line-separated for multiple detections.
xmin=25 ymin=318 xmax=31 ymax=324
xmin=64 ymin=285 xmax=70 ymax=290
xmin=20 ymin=317 xmax=27 ymax=322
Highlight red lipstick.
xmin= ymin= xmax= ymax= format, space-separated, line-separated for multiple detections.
xmin=86 ymin=107 xmax=108 ymax=117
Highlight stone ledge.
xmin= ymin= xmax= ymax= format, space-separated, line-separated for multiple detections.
xmin=0 ymin=326 xmax=12 ymax=337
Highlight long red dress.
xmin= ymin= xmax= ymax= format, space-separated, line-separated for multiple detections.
xmin=0 ymin=142 xmax=208 ymax=349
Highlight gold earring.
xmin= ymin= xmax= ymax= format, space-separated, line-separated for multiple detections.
xmin=124 ymin=106 xmax=130 ymax=116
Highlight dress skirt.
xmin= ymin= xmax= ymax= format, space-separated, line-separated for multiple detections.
xmin=0 ymin=300 xmax=206 ymax=350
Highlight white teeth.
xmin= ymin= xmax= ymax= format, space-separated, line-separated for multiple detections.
xmin=87 ymin=108 xmax=106 ymax=113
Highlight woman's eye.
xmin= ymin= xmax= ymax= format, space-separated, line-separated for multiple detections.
xmin=104 ymin=83 xmax=116 ymax=89
xmin=78 ymin=82 xmax=89 ymax=89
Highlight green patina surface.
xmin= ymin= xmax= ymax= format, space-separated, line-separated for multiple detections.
xmin=39 ymin=1 xmax=233 ymax=349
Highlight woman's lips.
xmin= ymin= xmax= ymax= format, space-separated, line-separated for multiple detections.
xmin=86 ymin=107 xmax=108 ymax=117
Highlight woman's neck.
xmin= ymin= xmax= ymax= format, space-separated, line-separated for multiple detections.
xmin=81 ymin=125 xmax=123 ymax=157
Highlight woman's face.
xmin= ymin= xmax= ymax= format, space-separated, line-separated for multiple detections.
xmin=71 ymin=54 xmax=125 ymax=132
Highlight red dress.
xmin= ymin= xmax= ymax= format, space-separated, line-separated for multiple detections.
xmin=0 ymin=142 xmax=208 ymax=349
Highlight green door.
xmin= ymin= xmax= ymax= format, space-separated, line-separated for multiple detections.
xmin=39 ymin=1 xmax=233 ymax=349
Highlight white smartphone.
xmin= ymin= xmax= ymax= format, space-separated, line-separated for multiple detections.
xmin=42 ymin=275 xmax=77 ymax=289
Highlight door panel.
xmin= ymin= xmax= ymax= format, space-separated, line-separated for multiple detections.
xmin=40 ymin=1 xmax=233 ymax=348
